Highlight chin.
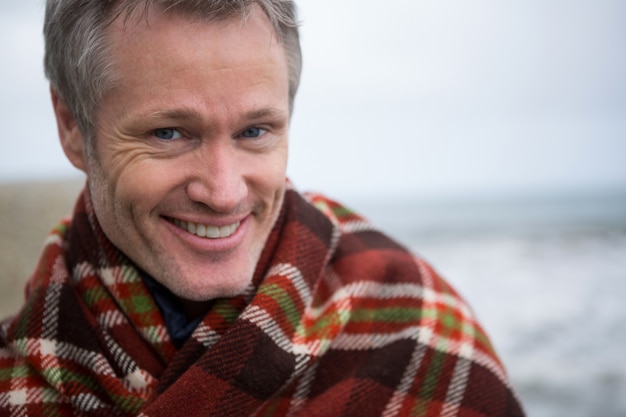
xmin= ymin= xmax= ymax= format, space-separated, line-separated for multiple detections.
xmin=181 ymin=285 xmax=250 ymax=302
xmin=166 ymin=271 xmax=254 ymax=302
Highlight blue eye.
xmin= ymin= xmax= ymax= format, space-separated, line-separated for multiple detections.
xmin=153 ymin=128 xmax=182 ymax=140
xmin=241 ymin=127 xmax=266 ymax=139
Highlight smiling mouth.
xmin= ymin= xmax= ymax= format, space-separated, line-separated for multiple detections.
xmin=168 ymin=218 xmax=241 ymax=239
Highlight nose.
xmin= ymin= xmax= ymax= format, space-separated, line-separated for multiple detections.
xmin=185 ymin=140 xmax=248 ymax=213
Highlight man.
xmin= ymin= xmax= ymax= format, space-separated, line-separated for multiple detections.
xmin=0 ymin=0 xmax=524 ymax=415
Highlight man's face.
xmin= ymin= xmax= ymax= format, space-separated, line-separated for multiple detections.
xmin=82 ymin=6 xmax=290 ymax=301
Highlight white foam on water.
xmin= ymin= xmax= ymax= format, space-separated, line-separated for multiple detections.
xmin=360 ymin=195 xmax=626 ymax=417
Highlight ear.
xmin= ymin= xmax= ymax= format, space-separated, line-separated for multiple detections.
xmin=51 ymin=86 xmax=88 ymax=172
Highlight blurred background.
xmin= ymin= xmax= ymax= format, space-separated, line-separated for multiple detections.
xmin=1 ymin=1 xmax=625 ymax=415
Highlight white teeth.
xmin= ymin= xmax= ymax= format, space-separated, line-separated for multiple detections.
xmin=173 ymin=219 xmax=240 ymax=239
xmin=206 ymin=226 xmax=219 ymax=238
xmin=219 ymin=225 xmax=232 ymax=237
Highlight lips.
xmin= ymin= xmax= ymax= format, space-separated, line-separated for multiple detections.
xmin=168 ymin=218 xmax=241 ymax=239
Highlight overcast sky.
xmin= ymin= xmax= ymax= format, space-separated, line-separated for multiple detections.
xmin=1 ymin=0 xmax=625 ymax=200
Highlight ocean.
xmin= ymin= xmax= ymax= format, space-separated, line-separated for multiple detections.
xmin=352 ymin=190 xmax=626 ymax=417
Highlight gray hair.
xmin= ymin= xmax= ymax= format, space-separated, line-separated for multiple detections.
xmin=43 ymin=0 xmax=302 ymax=153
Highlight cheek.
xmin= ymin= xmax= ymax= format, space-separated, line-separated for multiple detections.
xmin=107 ymin=159 xmax=184 ymax=214
xmin=252 ymin=145 xmax=288 ymax=188
xmin=251 ymin=163 xmax=287 ymax=205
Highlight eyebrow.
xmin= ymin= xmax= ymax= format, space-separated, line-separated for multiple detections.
xmin=243 ymin=107 xmax=287 ymax=121
xmin=147 ymin=108 xmax=203 ymax=121
xmin=147 ymin=106 xmax=288 ymax=123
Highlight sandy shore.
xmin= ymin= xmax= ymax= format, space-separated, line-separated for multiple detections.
xmin=0 ymin=179 xmax=84 ymax=317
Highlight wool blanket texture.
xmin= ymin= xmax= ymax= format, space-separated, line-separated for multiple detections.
xmin=0 ymin=186 xmax=524 ymax=416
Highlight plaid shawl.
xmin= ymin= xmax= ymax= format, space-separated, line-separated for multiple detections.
xmin=0 ymin=186 xmax=524 ymax=416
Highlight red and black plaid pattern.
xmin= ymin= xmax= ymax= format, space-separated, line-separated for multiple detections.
xmin=0 ymin=186 xmax=524 ymax=416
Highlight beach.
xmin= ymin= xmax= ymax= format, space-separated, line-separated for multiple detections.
xmin=0 ymin=179 xmax=84 ymax=316
xmin=2 ymin=180 xmax=625 ymax=416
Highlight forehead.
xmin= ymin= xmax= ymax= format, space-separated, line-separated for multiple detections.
xmin=98 ymin=4 xmax=290 ymax=124
xmin=104 ymin=4 xmax=288 ymax=84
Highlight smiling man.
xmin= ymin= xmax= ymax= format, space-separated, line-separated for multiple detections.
xmin=57 ymin=5 xmax=291 ymax=307
xmin=0 ymin=1 xmax=524 ymax=416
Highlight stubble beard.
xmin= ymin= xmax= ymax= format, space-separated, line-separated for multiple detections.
xmin=155 ymin=240 xmax=260 ymax=302
xmin=86 ymin=155 xmax=286 ymax=302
